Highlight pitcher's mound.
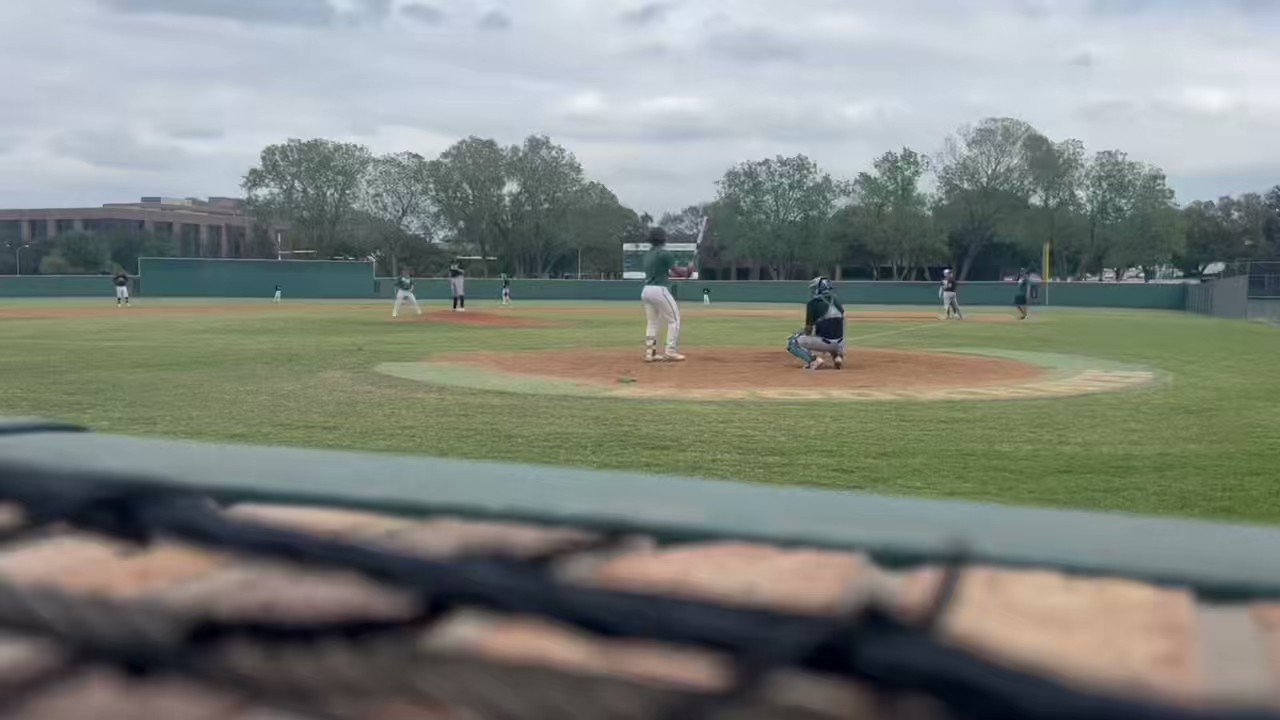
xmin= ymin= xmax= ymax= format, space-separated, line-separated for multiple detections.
xmin=384 ymin=346 xmax=1158 ymax=401
xmin=441 ymin=347 xmax=1043 ymax=390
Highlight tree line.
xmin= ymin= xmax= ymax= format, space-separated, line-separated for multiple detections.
xmin=669 ymin=117 xmax=1279 ymax=281
xmin=5 ymin=116 xmax=1278 ymax=279
xmin=243 ymin=135 xmax=646 ymax=277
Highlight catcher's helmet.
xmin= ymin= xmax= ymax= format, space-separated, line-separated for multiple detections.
xmin=809 ymin=276 xmax=833 ymax=297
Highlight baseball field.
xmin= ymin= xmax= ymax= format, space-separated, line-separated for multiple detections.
xmin=2 ymin=297 xmax=1277 ymax=524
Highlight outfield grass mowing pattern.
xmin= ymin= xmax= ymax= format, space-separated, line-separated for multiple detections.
xmin=2 ymin=298 xmax=1278 ymax=524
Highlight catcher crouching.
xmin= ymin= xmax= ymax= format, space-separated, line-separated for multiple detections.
xmin=787 ymin=277 xmax=846 ymax=371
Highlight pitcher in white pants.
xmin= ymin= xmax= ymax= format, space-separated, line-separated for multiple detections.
xmin=639 ymin=227 xmax=694 ymax=362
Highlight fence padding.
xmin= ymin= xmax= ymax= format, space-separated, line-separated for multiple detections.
xmin=139 ymin=258 xmax=375 ymax=298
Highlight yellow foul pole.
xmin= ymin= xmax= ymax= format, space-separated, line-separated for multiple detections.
xmin=1042 ymin=239 xmax=1052 ymax=306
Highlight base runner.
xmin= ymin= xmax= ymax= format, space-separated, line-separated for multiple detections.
xmin=941 ymin=269 xmax=962 ymax=320
xmin=113 ymin=271 xmax=131 ymax=308
xmin=787 ymin=277 xmax=845 ymax=370
xmin=391 ymin=270 xmax=422 ymax=318
xmin=641 ymin=227 xmax=693 ymax=362
xmin=501 ymin=274 xmax=511 ymax=306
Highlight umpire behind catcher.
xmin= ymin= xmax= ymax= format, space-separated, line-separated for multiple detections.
xmin=787 ymin=277 xmax=846 ymax=370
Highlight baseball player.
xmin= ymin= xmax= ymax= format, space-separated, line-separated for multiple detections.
xmin=449 ymin=263 xmax=466 ymax=312
xmin=272 ymin=284 xmax=282 ymax=304
xmin=391 ymin=270 xmax=422 ymax=318
xmin=1014 ymin=268 xmax=1031 ymax=320
xmin=501 ymin=274 xmax=512 ymax=306
xmin=940 ymin=269 xmax=963 ymax=320
xmin=640 ymin=227 xmax=693 ymax=362
xmin=787 ymin=277 xmax=845 ymax=370
xmin=113 ymin=271 xmax=131 ymax=308
xmin=702 ymin=287 xmax=711 ymax=305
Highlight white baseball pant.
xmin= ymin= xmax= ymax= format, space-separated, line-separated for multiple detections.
xmin=641 ymin=285 xmax=681 ymax=353
xmin=393 ymin=289 xmax=422 ymax=317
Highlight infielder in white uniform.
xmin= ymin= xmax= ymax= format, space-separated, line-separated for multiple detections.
xmin=113 ymin=272 xmax=131 ymax=307
xmin=940 ymin=269 xmax=962 ymax=320
xmin=391 ymin=270 xmax=422 ymax=318
xmin=449 ymin=263 xmax=466 ymax=312
xmin=640 ymin=227 xmax=694 ymax=362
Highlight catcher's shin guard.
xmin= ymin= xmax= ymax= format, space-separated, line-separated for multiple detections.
xmin=786 ymin=332 xmax=815 ymax=364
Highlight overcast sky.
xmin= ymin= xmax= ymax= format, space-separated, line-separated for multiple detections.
xmin=2 ymin=0 xmax=1278 ymax=217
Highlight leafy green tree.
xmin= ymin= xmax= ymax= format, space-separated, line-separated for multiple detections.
xmin=41 ymin=233 xmax=109 ymax=273
xmin=1111 ymin=166 xmax=1183 ymax=279
xmin=426 ymin=137 xmax=508 ymax=274
xmin=1081 ymin=150 xmax=1139 ymax=277
xmin=714 ymin=154 xmax=842 ymax=279
xmin=243 ymin=138 xmax=373 ymax=256
xmin=848 ymin=147 xmax=942 ymax=279
xmin=658 ymin=205 xmax=709 ymax=243
xmin=566 ymin=182 xmax=645 ymax=276
xmin=107 ymin=232 xmax=174 ymax=274
xmin=362 ymin=152 xmax=433 ymax=276
xmin=1264 ymin=186 xmax=1280 ymax=256
xmin=1022 ymin=135 xmax=1085 ymax=276
xmin=935 ymin=117 xmax=1035 ymax=278
xmin=1179 ymin=200 xmax=1236 ymax=276
xmin=504 ymin=135 xmax=587 ymax=277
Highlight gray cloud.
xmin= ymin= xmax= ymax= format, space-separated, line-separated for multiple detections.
xmin=102 ymin=0 xmax=337 ymax=26
xmin=52 ymin=130 xmax=189 ymax=172
xmin=401 ymin=2 xmax=445 ymax=25
xmin=478 ymin=9 xmax=512 ymax=31
xmin=1067 ymin=50 xmax=1096 ymax=67
xmin=5 ymin=0 xmax=1280 ymax=217
xmin=703 ymin=26 xmax=804 ymax=64
xmin=619 ymin=2 xmax=672 ymax=26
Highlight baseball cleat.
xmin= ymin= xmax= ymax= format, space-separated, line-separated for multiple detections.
xmin=644 ymin=348 xmax=657 ymax=362
xmin=661 ymin=352 xmax=687 ymax=362
xmin=806 ymin=358 xmax=825 ymax=370
xmin=833 ymin=354 xmax=844 ymax=370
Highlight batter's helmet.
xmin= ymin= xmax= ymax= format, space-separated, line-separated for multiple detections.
xmin=648 ymin=227 xmax=668 ymax=246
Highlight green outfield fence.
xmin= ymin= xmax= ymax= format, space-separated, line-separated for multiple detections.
xmin=0 ymin=260 xmax=1201 ymax=310
xmin=137 ymin=257 xmax=376 ymax=298
xmin=0 ymin=275 xmax=120 ymax=297
xmin=377 ymin=278 xmax=1188 ymax=309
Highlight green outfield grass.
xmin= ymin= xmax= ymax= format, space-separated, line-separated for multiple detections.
xmin=2 ymin=298 xmax=1278 ymax=524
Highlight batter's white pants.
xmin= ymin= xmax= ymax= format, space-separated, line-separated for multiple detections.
xmin=642 ymin=285 xmax=681 ymax=353
xmin=393 ymin=290 xmax=422 ymax=317
xmin=115 ymin=286 xmax=129 ymax=301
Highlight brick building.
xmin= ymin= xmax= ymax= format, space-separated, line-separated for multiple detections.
xmin=0 ymin=196 xmax=281 ymax=260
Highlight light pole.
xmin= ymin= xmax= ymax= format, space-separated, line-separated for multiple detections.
xmin=14 ymin=243 xmax=29 ymax=276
